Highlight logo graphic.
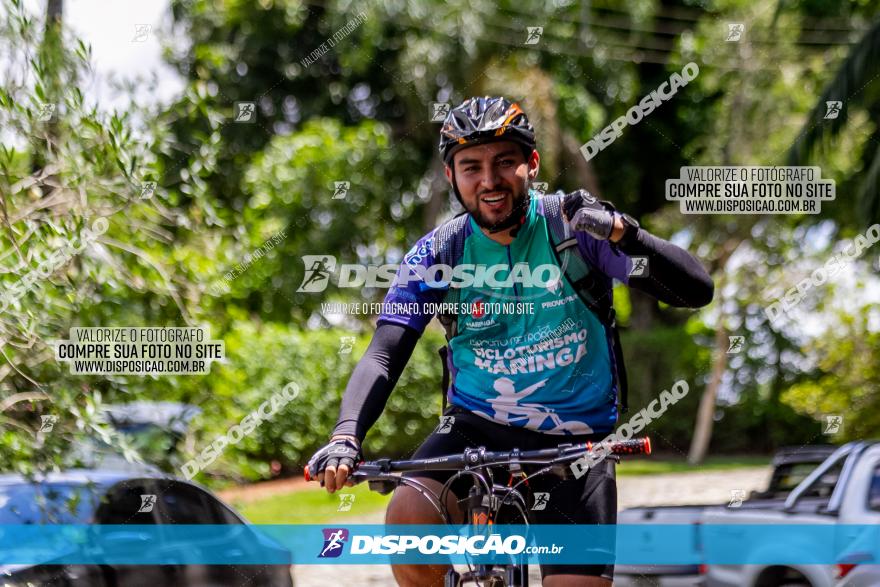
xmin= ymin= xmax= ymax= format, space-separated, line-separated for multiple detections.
xmin=629 ymin=256 xmax=649 ymax=277
xmin=471 ymin=299 xmax=486 ymax=319
xmin=138 ymin=494 xmax=157 ymax=513
xmin=404 ymin=239 xmax=432 ymax=268
xmin=531 ymin=181 xmax=548 ymax=194
xmin=437 ymin=416 xmax=455 ymax=434
xmin=132 ymin=24 xmax=152 ymax=42
xmin=430 ymin=102 xmax=450 ymax=122
xmin=234 ymin=102 xmax=256 ymax=123
xmin=337 ymin=494 xmax=355 ymax=512
xmin=297 ymin=255 xmax=337 ymax=292
xmin=727 ymin=335 xmax=745 ymax=354
xmin=318 ymin=528 xmax=349 ymax=558
xmin=139 ymin=181 xmax=156 ymax=200
xmin=823 ymin=414 xmax=843 ymax=435
xmin=39 ymin=415 xmax=58 ymax=432
xmin=726 ymin=23 xmax=744 ymax=42
xmin=532 ymin=492 xmax=550 ymax=510
xmin=338 ymin=336 xmax=355 ymax=355
xmin=546 ymin=276 xmax=564 ymax=296
xmin=37 ymin=103 xmax=56 ymax=122
xmin=472 ymin=511 xmax=490 ymax=526
xmin=297 ymin=256 xmax=559 ymax=296
xmin=824 ymin=101 xmax=842 ymax=120
xmin=525 ymin=27 xmax=544 ymax=45
xmin=333 ymin=181 xmax=350 ymax=200
xmin=728 ymin=489 xmax=746 ymax=508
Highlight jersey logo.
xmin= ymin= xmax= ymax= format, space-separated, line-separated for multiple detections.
xmin=403 ymin=238 xmax=434 ymax=269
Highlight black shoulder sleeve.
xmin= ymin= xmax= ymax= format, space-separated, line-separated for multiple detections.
xmin=331 ymin=321 xmax=421 ymax=442
xmin=616 ymin=228 xmax=714 ymax=308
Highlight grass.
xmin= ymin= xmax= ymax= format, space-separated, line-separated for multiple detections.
xmin=235 ymin=482 xmax=392 ymax=524
xmin=236 ymin=455 xmax=770 ymax=524
xmin=616 ymin=454 xmax=771 ymax=476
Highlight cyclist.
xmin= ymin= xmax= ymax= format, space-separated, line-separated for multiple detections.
xmin=307 ymin=96 xmax=714 ymax=586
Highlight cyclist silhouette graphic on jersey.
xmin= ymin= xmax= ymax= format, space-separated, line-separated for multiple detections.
xmin=474 ymin=377 xmax=593 ymax=434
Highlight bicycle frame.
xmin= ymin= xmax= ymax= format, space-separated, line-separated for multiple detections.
xmin=305 ymin=438 xmax=651 ymax=586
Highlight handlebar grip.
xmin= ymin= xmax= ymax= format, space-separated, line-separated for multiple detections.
xmin=610 ymin=437 xmax=651 ymax=455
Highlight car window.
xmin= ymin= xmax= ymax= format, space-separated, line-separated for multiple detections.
xmin=155 ymin=481 xmax=220 ymax=524
xmin=211 ymin=499 xmax=245 ymax=525
xmin=799 ymin=460 xmax=844 ymax=499
xmin=868 ymin=466 xmax=880 ymax=511
xmin=95 ymin=481 xmax=158 ymax=524
xmin=0 ymin=483 xmax=100 ymax=524
xmin=770 ymin=462 xmax=822 ymax=494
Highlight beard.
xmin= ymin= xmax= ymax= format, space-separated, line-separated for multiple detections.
xmin=463 ymin=182 xmax=530 ymax=233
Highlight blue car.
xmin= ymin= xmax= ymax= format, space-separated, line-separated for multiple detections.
xmin=0 ymin=467 xmax=295 ymax=586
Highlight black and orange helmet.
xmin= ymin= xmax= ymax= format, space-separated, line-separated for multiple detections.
xmin=439 ymin=96 xmax=536 ymax=164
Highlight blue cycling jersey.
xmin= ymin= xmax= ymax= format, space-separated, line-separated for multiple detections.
xmin=379 ymin=193 xmax=634 ymax=435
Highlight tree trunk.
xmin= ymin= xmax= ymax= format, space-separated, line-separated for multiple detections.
xmin=33 ymin=0 xmax=64 ymax=189
xmin=687 ymin=237 xmax=740 ymax=464
xmin=423 ymin=157 xmax=451 ymax=231
xmin=46 ymin=0 xmax=63 ymax=24
xmin=688 ymin=323 xmax=728 ymax=464
xmin=687 ymin=30 xmax=752 ymax=463
xmin=560 ymin=131 xmax=601 ymax=195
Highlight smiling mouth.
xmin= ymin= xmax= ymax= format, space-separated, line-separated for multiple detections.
xmin=481 ymin=192 xmax=509 ymax=205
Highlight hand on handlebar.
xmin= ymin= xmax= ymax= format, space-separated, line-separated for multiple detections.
xmin=305 ymin=435 xmax=362 ymax=493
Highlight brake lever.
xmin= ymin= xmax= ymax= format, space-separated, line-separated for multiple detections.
xmin=366 ymin=477 xmax=401 ymax=495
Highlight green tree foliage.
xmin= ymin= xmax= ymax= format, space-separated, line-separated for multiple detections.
xmin=782 ymin=306 xmax=880 ymax=441
xmin=0 ymin=0 xmax=205 ymax=476
xmin=174 ymin=323 xmax=446 ymax=484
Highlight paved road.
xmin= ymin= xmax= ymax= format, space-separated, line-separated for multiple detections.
xmin=292 ymin=466 xmax=771 ymax=586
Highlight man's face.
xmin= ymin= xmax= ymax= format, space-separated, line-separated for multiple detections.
xmin=446 ymin=141 xmax=540 ymax=231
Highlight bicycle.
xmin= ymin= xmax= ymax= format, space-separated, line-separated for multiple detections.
xmin=305 ymin=436 xmax=652 ymax=586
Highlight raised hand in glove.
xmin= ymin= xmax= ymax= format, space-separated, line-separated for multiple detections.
xmin=562 ymin=189 xmax=621 ymax=241
xmin=306 ymin=435 xmax=362 ymax=493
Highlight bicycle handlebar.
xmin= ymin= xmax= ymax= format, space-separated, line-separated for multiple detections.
xmin=304 ymin=437 xmax=650 ymax=482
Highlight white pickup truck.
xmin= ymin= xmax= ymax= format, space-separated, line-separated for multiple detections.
xmin=702 ymin=441 xmax=880 ymax=587
xmin=614 ymin=445 xmax=836 ymax=587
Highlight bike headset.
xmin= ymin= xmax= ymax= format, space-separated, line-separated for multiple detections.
xmin=438 ymin=96 xmax=537 ymax=235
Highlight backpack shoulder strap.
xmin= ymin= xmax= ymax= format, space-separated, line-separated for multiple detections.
xmin=430 ymin=212 xmax=470 ymax=412
xmin=542 ymin=192 xmax=615 ymax=325
xmin=431 ymin=212 xmax=469 ymax=341
xmin=542 ymin=191 xmax=629 ymax=413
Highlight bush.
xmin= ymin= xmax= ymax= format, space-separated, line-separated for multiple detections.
xmin=180 ymin=321 xmax=446 ymax=485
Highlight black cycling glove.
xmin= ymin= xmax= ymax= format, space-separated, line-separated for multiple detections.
xmin=306 ymin=438 xmax=363 ymax=483
xmin=562 ymin=188 xmax=618 ymax=240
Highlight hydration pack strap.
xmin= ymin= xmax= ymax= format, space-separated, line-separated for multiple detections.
xmin=544 ymin=192 xmax=629 ymax=414
xmin=438 ymin=346 xmax=450 ymax=412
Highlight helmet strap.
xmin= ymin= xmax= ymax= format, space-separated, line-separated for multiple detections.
xmin=450 ymin=165 xmax=465 ymax=207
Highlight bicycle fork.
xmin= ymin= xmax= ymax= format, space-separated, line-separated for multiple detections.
xmin=444 ymin=484 xmax=528 ymax=587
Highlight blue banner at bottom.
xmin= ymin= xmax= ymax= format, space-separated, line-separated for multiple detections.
xmin=0 ymin=524 xmax=878 ymax=565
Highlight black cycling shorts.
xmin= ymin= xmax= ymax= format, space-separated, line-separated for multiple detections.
xmin=401 ymin=404 xmax=617 ymax=581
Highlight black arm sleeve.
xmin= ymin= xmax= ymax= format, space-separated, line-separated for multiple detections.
xmin=616 ymin=228 xmax=714 ymax=308
xmin=331 ymin=321 xmax=421 ymax=442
